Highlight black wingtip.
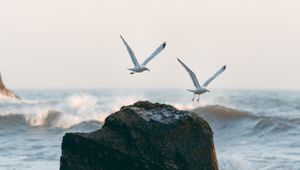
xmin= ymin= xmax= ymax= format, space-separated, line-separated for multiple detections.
xmin=223 ymin=65 xmax=226 ymax=70
xmin=162 ymin=42 xmax=167 ymax=48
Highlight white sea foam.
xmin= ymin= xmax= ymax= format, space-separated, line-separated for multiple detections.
xmin=0 ymin=93 xmax=148 ymax=129
xmin=24 ymin=110 xmax=56 ymax=127
xmin=0 ymin=95 xmax=21 ymax=102
xmin=66 ymin=94 xmax=97 ymax=112
xmin=218 ymin=153 xmax=255 ymax=170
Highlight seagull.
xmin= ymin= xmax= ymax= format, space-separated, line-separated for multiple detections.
xmin=120 ymin=35 xmax=166 ymax=74
xmin=177 ymin=58 xmax=226 ymax=102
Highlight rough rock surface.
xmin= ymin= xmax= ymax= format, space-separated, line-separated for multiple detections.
xmin=60 ymin=101 xmax=218 ymax=170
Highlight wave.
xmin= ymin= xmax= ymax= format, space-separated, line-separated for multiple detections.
xmin=218 ymin=153 xmax=255 ymax=170
xmin=192 ymin=105 xmax=299 ymax=135
xmin=193 ymin=105 xmax=253 ymax=119
xmin=66 ymin=94 xmax=97 ymax=112
xmin=1 ymin=91 xmax=299 ymax=134
xmin=0 ymin=110 xmax=103 ymax=129
xmin=0 ymin=93 xmax=144 ymax=129
xmin=253 ymin=116 xmax=299 ymax=134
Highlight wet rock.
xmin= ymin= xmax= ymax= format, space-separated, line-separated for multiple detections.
xmin=60 ymin=101 xmax=218 ymax=170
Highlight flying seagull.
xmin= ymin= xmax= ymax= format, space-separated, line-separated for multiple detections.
xmin=177 ymin=58 xmax=226 ymax=102
xmin=120 ymin=35 xmax=166 ymax=74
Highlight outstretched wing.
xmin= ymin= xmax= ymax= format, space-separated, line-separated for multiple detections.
xmin=120 ymin=35 xmax=139 ymax=66
xmin=142 ymin=42 xmax=166 ymax=66
xmin=202 ymin=65 xmax=226 ymax=87
xmin=177 ymin=58 xmax=201 ymax=88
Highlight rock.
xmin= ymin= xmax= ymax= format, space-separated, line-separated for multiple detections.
xmin=0 ymin=73 xmax=20 ymax=100
xmin=60 ymin=101 xmax=218 ymax=170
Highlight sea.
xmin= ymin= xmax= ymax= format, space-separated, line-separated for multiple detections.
xmin=0 ymin=89 xmax=299 ymax=170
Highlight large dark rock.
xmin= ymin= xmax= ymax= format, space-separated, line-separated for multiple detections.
xmin=60 ymin=101 xmax=218 ymax=170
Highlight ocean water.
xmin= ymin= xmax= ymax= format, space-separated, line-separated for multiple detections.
xmin=0 ymin=89 xmax=300 ymax=170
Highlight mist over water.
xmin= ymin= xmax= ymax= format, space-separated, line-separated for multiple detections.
xmin=0 ymin=89 xmax=300 ymax=170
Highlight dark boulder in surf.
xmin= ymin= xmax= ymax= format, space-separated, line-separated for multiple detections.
xmin=60 ymin=101 xmax=218 ymax=170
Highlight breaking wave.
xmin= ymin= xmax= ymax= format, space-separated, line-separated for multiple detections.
xmin=0 ymin=93 xmax=144 ymax=129
xmin=193 ymin=105 xmax=252 ymax=119
xmin=0 ymin=110 xmax=102 ymax=129
xmin=1 ymin=99 xmax=298 ymax=136
xmin=192 ymin=105 xmax=299 ymax=135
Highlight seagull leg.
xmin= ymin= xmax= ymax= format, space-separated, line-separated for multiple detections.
xmin=192 ymin=94 xmax=195 ymax=101
xmin=197 ymin=95 xmax=200 ymax=102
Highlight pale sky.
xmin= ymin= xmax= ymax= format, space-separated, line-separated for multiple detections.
xmin=0 ymin=0 xmax=299 ymax=89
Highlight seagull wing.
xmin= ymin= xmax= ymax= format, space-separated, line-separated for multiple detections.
xmin=177 ymin=58 xmax=201 ymax=88
xmin=120 ymin=35 xmax=139 ymax=66
xmin=142 ymin=42 xmax=166 ymax=66
xmin=202 ymin=65 xmax=226 ymax=87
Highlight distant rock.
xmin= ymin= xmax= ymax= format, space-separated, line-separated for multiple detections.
xmin=0 ymin=73 xmax=20 ymax=100
xmin=60 ymin=101 xmax=218 ymax=170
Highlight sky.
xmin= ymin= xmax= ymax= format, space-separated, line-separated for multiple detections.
xmin=0 ymin=0 xmax=299 ymax=89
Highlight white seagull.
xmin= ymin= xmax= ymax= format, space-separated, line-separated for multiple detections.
xmin=120 ymin=35 xmax=166 ymax=74
xmin=177 ymin=58 xmax=226 ymax=102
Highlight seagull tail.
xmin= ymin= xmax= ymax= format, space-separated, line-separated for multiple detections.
xmin=186 ymin=89 xmax=195 ymax=93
